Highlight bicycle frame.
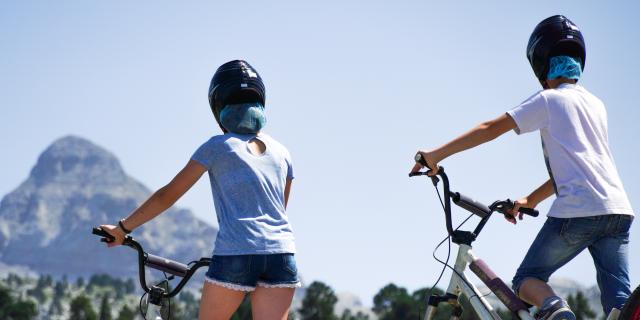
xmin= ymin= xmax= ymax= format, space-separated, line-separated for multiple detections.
xmin=145 ymin=301 xmax=163 ymax=320
xmin=424 ymin=243 xmax=533 ymax=320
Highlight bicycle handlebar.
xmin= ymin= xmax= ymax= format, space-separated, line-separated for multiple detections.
xmin=92 ymin=227 xmax=210 ymax=298
xmin=452 ymin=192 xmax=491 ymax=218
xmin=454 ymin=192 xmax=539 ymax=218
xmin=410 ymin=154 xmax=539 ymax=242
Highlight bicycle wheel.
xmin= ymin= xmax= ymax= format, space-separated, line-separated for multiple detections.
xmin=620 ymin=285 xmax=640 ymax=320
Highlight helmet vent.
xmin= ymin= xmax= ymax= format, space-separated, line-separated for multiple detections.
xmin=241 ymin=83 xmax=248 ymax=88
xmin=566 ymin=21 xmax=579 ymax=31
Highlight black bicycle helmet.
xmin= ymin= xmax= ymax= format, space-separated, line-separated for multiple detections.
xmin=208 ymin=60 xmax=265 ymax=125
xmin=527 ymin=15 xmax=586 ymax=83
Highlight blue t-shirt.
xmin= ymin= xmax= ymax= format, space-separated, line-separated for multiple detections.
xmin=192 ymin=133 xmax=296 ymax=255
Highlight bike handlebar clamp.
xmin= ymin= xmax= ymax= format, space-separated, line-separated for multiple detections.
xmin=451 ymin=230 xmax=477 ymax=246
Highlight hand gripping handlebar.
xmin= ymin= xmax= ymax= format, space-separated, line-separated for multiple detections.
xmin=92 ymin=227 xmax=210 ymax=298
xmin=409 ymin=154 xmax=539 ymax=243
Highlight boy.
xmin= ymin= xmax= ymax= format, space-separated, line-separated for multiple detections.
xmin=410 ymin=15 xmax=633 ymax=319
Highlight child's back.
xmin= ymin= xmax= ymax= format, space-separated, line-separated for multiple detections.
xmin=508 ymin=83 xmax=633 ymax=218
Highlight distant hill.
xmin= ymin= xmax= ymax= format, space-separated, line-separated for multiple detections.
xmin=0 ymin=135 xmax=217 ymax=280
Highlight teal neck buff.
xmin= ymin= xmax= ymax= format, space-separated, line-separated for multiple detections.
xmin=219 ymin=102 xmax=266 ymax=134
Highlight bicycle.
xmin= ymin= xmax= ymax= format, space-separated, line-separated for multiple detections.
xmin=92 ymin=227 xmax=210 ymax=320
xmin=409 ymin=155 xmax=538 ymax=319
xmin=410 ymin=154 xmax=640 ymax=320
xmin=409 ymin=154 xmax=640 ymax=320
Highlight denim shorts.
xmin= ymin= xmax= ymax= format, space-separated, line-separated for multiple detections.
xmin=205 ymin=253 xmax=301 ymax=291
xmin=512 ymin=214 xmax=633 ymax=314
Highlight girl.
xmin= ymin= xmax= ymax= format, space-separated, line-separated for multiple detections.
xmin=101 ymin=60 xmax=300 ymax=320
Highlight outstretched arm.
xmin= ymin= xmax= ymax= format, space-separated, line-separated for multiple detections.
xmin=101 ymin=159 xmax=207 ymax=246
xmin=410 ymin=113 xmax=517 ymax=174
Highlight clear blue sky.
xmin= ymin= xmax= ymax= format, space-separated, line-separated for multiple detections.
xmin=2 ymin=0 xmax=639 ymax=305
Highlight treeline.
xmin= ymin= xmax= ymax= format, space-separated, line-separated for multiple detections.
xmin=0 ymin=273 xmax=199 ymax=320
xmin=0 ymin=274 xmax=596 ymax=320
xmin=233 ymin=281 xmax=596 ymax=320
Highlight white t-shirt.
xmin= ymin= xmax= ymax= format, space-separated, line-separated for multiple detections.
xmin=507 ymin=83 xmax=633 ymax=218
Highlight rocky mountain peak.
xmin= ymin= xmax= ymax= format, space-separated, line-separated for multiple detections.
xmin=0 ymin=136 xmax=216 ymax=280
xmin=30 ymin=135 xmax=125 ymax=186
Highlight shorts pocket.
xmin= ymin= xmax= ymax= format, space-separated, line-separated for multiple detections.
xmin=282 ymin=254 xmax=298 ymax=276
xmin=560 ymin=217 xmax=599 ymax=246
xmin=220 ymin=255 xmax=251 ymax=277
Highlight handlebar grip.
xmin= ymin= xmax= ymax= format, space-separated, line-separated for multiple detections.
xmin=414 ymin=153 xmax=432 ymax=170
xmin=452 ymin=192 xmax=491 ymax=218
xmin=92 ymin=227 xmax=115 ymax=242
xmin=518 ymin=207 xmax=539 ymax=217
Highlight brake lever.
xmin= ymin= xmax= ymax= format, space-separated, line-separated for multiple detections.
xmin=489 ymin=200 xmax=510 ymax=215
xmin=490 ymin=199 xmax=539 ymax=218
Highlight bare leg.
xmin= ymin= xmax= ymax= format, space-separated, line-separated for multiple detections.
xmin=250 ymin=286 xmax=295 ymax=320
xmin=198 ymin=281 xmax=248 ymax=320
xmin=518 ymin=278 xmax=556 ymax=307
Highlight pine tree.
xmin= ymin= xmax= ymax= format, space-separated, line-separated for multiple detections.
xmin=62 ymin=275 xmax=69 ymax=288
xmin=116 ymin=304 xmax=136 ymax=320
xmin=99 ymin=293 xmax=113 ymax=320
xmin=299 ymin=281 xmax=338 ymax=320
xmin=27 ymin=274 xmax=49 ymax=303
xmin=43 ymin=274 xmax=53 ymax=287
xmin=54 ymin=280 xmax=66 ymax=297
xmin=0 ymin=284 xmax=38 ymax=320
xmin=567 ymin=291 xmax=596 ymax=320
xmin=231 ymin=295 xmax=252 ymax=320
xmin=70 ymin=294 xmax=97 ymax=320
xmin=125 ymin=278 xmax=135 ymax=294
xmin=372 ymin=283 xmax=413 ymax=320
xmin=76 ymin=277 xmax=85 ymax=288
xmin=48 ymin=295 xmax=64 ymax=317
xmin=6 ymin=300 xmax=38 ymax=320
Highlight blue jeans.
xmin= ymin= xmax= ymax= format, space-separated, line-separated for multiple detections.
xmin=512 ymin=214 xmax=633 ymax=314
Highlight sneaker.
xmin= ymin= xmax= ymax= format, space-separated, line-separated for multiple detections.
xmin=534 ymin=299 xmax=576 ymax=320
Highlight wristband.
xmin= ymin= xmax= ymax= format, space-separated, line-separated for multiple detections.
xmin=118 ymin=219 xmax=132 ymax=234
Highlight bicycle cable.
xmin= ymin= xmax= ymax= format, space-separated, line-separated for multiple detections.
xmin=163 ymin=271 xmax=172 ymax=320
xmin=140 ymin=291 xmax=148 ymax=320
xmin=421 ymin=180 xmax=493 ymax=316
